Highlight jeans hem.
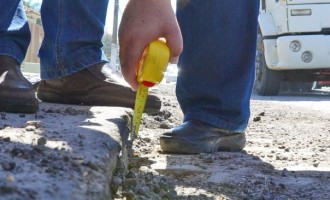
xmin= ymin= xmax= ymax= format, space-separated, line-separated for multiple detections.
xmin=0 ymin=46 xmax=25 ymax=64
xmin=40 ymin=51 xmax=108 ymax=80
xmin=184 ymin=112 xmax=248 ymax=133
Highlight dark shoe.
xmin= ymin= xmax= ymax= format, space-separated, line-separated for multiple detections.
xmin=0 ymin=56 xmax=39 ymax=113
xmin=160 ymin=120 xmax=246 ymax=154
xmin=37 ymin=63 xmax=161 ymax=113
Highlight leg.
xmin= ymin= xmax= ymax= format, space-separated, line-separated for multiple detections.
xmin=39 ymin=0 xmax=109 ymax=79
xmin=36 ymin=0 xmax=161 ymax=113
xmin=160 ymin=0 xmax=260 ymax=153
xmin=0 ymin=0 xmax=39 ymax=113
xmin=0 ymin=0 xmax=31 ymax=63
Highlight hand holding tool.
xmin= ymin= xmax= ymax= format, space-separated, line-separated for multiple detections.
xmin=132 ymin=39 xmax=170 ymax=135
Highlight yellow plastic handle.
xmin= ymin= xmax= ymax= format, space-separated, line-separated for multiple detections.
xmin=137 ymin=39 xmax=170 ymax=87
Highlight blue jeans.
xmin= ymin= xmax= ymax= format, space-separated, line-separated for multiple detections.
xmin=176 ymin=0 xmax=259 ymax=132
xmin=0 ymin=0 xmax=108 ymax=79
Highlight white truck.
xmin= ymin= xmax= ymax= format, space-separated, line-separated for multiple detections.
xmin=255 ymin=0 xmax=330 ymax=95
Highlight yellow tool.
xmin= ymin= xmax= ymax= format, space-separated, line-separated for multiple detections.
xmin=132 ymin=39 xmax=170 ymax=135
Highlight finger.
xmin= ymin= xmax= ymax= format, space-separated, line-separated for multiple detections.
xmin=120 ymin=40 xmax=147 ymax=91
xmin=164 ymin=23 xmax=183 ymax=64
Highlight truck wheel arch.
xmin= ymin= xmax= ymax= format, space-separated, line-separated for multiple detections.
xmin=258 ymin=13 xmax=277 ymax=37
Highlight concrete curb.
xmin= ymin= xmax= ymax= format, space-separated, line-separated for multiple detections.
xmin=0 ymin=103 xmax=130 ymax=199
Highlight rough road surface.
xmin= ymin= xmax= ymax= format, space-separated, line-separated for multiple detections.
xmin=1 ymin=78 xmax=330 ymax=199
xmin=113 ymin=84 xmax=330 ymax=200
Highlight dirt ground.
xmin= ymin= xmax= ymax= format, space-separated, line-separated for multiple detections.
xmin=113 ymin=83 xmax=330 ymax=200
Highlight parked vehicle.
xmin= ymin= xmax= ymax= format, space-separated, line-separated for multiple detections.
xmin=312 ymin=72 xmax=330 ymax=89
xmin=165 ymin=64 xmax=178 ymax=83
xmin=255 ymin=0 xmax=330 ymax=95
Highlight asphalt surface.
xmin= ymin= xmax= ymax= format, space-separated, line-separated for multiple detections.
xmin=1 ymin=72 xmax=329 ymax=199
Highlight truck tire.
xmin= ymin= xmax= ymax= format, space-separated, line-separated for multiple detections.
xmin=255 ymin=33 xmax=281 ymax=96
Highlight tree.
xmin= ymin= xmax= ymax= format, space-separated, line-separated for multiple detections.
xmin=102 ymin=33 xmax=112 ymax=59
xmin=23 ymin=0 xmax=41 ymax=12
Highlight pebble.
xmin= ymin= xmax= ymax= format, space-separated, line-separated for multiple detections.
xmin=26 ymin=120 xmax=41 ymax=128
xmin=0 ymin=137 xmax=10 ymax=142
xmin=83 ymin=161 xmax=98 ymax=171
xmin=1 ymin=161 xmax=16 ymax=171
xmin=199 ymin=154 xmax=215 ymax=163
xmin=0 ymin=184 xmax=16 ymax=194
xmin=78 ymin=134 xmax=86 ymax=140
xmin=141 ymin=137 xmax=151 ymax=143
xmin=112 ymin=176 xmax=123 ymax=186
xmin=159 ymin=122 xmax=171 ymax=129
xmin=6 ymin=175 xmax=15 ymax=182
xmin=253 ymin=116 xmax=261 ymax=122
xmin=203 ymin=157 xmax=214 ymax=163
xmin=137 ymin=186 xmax=150 ymax=196
xmin=25 ymin=125 xmax=36 ymax=132
xmin=37 ymin=137 xmax=47 ymax=145
xmin=122 ymin=178 xmax=144 ymax=191
xmin=122 ymin=190 xmax=136 ymax=200
xmin=162 ymin=189 xmax=178 ymax=199
xmin=281 ymin=168 xmax=289 ymax=177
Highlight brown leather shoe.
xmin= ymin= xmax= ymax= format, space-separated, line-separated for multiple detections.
xmin=37 ymin=63 xmax=161 ymax=113
xmin=0 ymin=55 xmax=39 ymax=113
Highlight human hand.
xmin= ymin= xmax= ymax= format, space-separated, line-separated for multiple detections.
xmin=119 ymin=0 xmax=183 ymax=90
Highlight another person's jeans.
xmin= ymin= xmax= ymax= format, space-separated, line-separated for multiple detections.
xmin=0 ymin=0 xmax=108 ymax=80
xmin=176 ymin=0 xmax=259 ymax=133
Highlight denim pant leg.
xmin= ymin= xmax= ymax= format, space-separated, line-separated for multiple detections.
xmin=39 ymin=0 xmax=109 ymax=80
xmin=176 ymin=0 xmax=259 ymax=133
xmin=0 ymin=0 xmax=31 ymax=63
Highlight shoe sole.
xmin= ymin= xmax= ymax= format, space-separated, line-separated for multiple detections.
xmin=160 ymin=133 xmax=246 ymax=154
xmin=37 ymin=90 xmax=161 ymax=114
xmin=0 ymin=98 xmax=39 ymax=113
